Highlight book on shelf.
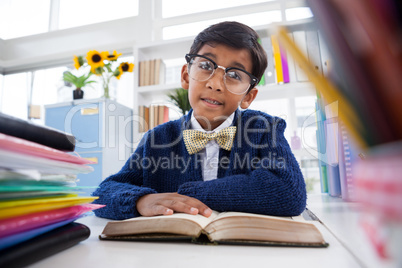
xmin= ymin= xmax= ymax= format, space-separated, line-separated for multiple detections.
xmin=315 ymin=96 xmax=328 ymax=193
xmin=0 ymin=222 xmax=90 ymax=268
xmin=99 ymin=210 xmax=328 ymax=247
xmin=270 ymin=34 xmax=284 ymax=84
xmin=338 ymin=122 xmax=361 ymax=201
xmin=259 ymin=36 xmax=276 ymax=85
xmin=149 ymin=105 xmax=156 ymax=129
xmin=305 ymin=30 xmax=324 ymax=75
xmin=138 ymin=59 xmax=166 ymax=87
xmin=0 ymin=112 xmax=76 ymax=152
xmin=154 ymin=59 xmax=165 ymax=85
xmin=149 ymin=59 xmax=155 ymax=86
xmin=138 ymin=105 xmax=169 ymax=132
xmin=139 ymin=60 xmax=145 ymax=86
xmin=292 ymin=31 xmax=309 ymax=82
xmin=279 ymin=40 xmax=290 ymax=83
xmin=324 ymin=118 xmax=341 ymax=197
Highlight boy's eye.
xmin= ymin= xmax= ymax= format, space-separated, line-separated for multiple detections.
xmin=198 ymin=61 xmax=214 ymax=71
xmin=226 ymin=70 xmax=243 ymax=81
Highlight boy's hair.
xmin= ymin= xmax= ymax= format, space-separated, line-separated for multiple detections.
xmin=189 ymin=21 xmax=268 ymax=83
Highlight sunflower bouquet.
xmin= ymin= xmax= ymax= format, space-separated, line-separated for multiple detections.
xmin=73 ymin=50 xmax=134 ymax=98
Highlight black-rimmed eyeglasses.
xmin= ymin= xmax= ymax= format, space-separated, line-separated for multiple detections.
xmin=185 ymin=54 xmax=258 ymax=95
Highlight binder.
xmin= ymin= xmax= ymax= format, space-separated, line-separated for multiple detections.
xmin=292 ymin=31 xmax=309 ymax=82
xmin=260 ymin=36 xmax=276 ymax=85
xmin=271 ymin=35 xmax=284 ymax=84
xmin=306 ymin=30 xmax=323 ymax=75
xmin=0 ymin=222 xmax=90 ymax=267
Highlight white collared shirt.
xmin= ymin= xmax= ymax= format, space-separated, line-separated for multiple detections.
xmin=190 ymin=112 xmax=235 ymax=181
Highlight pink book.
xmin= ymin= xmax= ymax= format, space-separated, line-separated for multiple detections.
xmin=279 ymin=43 xmax=290 ymax=83
xmin=0 ymin=203 xmax=104 ymax=238
xmin=0 ymin=133 xmax=94 ymax=164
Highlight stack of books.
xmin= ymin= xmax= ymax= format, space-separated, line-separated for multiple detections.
xmin=0 ymin=113 xmax=103 ymax=267
xmin=138 ymin=59 xmax=165 ymax=86
xmin=138 ymin=104 xmax=170 ymax=132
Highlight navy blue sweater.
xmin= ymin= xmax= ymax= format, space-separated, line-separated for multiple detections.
xmin=92 ymin=109 xmax=306 ymax=220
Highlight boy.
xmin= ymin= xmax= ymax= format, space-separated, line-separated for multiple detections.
xmin=92 ymin=21 xmax=306 ymax=220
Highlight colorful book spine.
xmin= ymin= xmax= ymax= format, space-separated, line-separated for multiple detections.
xmin=324 ymin=119 xmax=341 ymax=197
xmin=260 ymin=36 xmax=276 ymax=85
xmin=315 ymin=99 xmax=328 ymax=193
xmin=257 ymin=38 xmax=266 ymax=86
xmin=279 ymin=42 xmax=290 ymax=83
xmin=338 ymin=123 xmax=361 ymax=201
xmin=270 ymin=35 xmax=284 ymax=84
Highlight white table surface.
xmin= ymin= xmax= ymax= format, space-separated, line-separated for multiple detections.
xmin=28 ymin=195 xmax=369 ymax=268
xmin=306 ymin=194 xmax=397 ymax=268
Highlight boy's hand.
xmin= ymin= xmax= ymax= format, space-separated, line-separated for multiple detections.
xmin=136 ymin=193 xmax=212 ymax=217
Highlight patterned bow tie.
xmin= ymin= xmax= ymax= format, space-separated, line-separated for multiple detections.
xmin=183 ymin=126 xmax=237 ymax=155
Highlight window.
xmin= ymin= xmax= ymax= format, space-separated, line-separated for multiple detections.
xmin=248 ymin=98 xmax=290 ymax=140
xmin=162 ymin=0 xmax=275 ymax=18
xmin=0 ymin=0 xmax=50 ymax=39
xmin=1 ymin=73 xmax=29 ymax=120
xmin=285 ymin=7 xmax=313 ymax=21
xmin=32 ymin=67 xmax=67 ymax=106
xmin=163 ymin=10 xmax=282 ymax=40
xmin=58 ymin=0 xmax=139 ymax=29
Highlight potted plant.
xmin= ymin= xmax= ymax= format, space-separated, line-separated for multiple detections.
xmin=167 ymin=88 xmax=191 ymax=115
xmin=63 ymin=71 xmax=96 ymax=99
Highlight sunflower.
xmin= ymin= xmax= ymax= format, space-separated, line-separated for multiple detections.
xmin=86 ymin=50 xmax=108 ymax=70
xmin=116 ymin=62 xmax=134 ymax=79
xmin=73 ymin=55 xmax=84 ymax=70
xmin=90 ymin=66 xmax=103 ymax=76
xmin=106 ymin=50 xmax=122 ymax=61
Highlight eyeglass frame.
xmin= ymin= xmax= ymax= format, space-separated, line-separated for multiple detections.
xmin=185 ymin=54 xmax=259 ymax=95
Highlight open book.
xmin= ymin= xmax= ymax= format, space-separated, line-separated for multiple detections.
xmin=99 ymin=211 xmax=328 ymax=247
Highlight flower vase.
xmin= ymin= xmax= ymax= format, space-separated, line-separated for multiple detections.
xmin=103 ymin=84 xmax=110 ymax=99
xmin=73 ymin=88 xmax=84 ymax=99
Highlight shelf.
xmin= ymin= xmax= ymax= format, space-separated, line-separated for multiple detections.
xmin=256 ymin=82 xmax=316 ymax=99
xmin=136 ymin=37 xmax=193 ymax=60
xmin=137 ymin=83 xmax=181 ymax=94
xmin=136 ymin=81 xmax=315 ymax=98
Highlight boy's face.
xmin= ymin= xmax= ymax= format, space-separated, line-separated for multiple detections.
xmin=181 ymin=43 xmax=258 ymax=130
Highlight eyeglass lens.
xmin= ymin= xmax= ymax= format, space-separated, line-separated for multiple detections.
xmin=188 ymin=56 xmax=251 ymax=94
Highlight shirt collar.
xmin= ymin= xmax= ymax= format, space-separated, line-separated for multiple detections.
xmin=190 ymin=112 xmax=235 ymax=133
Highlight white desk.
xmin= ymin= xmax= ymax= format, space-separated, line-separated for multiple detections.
xmin=307 ymin=194 xmax=397 ymax=268
xmin=27 ymin=194 xmax=383 ymax=268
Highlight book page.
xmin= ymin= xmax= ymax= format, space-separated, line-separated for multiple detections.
xmin=204 ymin=211 xmax=325 ymax=245
xmin=123 ymin=210 xmax=220 ymax=229
xmin=213 ymin=211 xmax=295 ymax=223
